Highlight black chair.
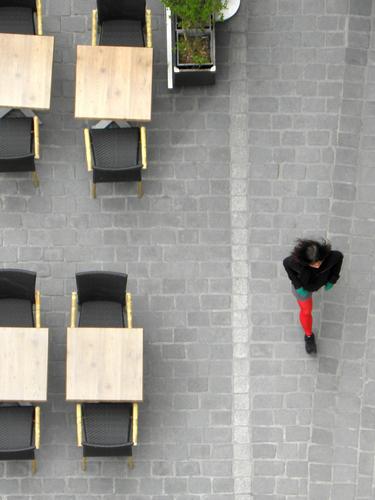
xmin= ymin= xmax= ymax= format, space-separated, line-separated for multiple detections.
xmin=0 ymin=405 xmax=40 ymax=473
xmin=0 ymin=2 xmax=43 ymax=187
xmin=71 ymin=271 xmax=132 ymax=328
xmin=0 ymin=115 xmax=40 ymax=187
xmin=92 ymin=0 xmax=152 ymax=48
xmin=0 ymin=0 xmax=43 ymax=35
xmin=71 ymin=272 xmax=138 ymax=470
xmin=83 ymin=125 xmax=147 ymax=199
xmin=0 ymin=271 xmax=42 ymax=473
xmin=76 ymin=402 xmax=138 ymax=469
xmin=0 ymin=269 xmax=40 ymax=327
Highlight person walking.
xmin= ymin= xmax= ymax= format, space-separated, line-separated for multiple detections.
xmin=283 ymin=239 xmax=343 ymax=354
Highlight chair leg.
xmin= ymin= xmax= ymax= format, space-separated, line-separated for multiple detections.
xmin=91 ymin=182 xmax=96 ymax=199
xmin=137 ymin=181 xmax=143 ymax=198
xmin=82 ymin=457 xmax=87 ymax=471
xmin=31 ymin=459 xmax=37 ymax=474
xmin=127 ymin=457 xmax=134 ymax=470
xmin=32 ymin=172 xmax=40 ymax=188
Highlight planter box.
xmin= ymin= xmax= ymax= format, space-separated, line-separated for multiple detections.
xmin=175 ymin=30 xmax=214 ymax=68
xmin=166 ymin=8 xmax=216 ymax=88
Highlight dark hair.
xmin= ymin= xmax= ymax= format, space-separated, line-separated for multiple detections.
xmin=291 ymin=238 xmax=331 ymax=265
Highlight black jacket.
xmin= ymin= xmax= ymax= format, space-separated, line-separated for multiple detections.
xmin=283 ymin=251 xmax=343 ymax=292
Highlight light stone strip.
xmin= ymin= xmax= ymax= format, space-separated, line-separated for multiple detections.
xmin=229 ymin=3 xmax=251 ymax=498
xmin=356 ymin=9 xmax=375 ymax=499
xmin=339 ymin=8 xmax=373 ymax=500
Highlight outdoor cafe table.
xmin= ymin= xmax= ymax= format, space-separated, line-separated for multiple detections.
xmin=74 ymin=45 xmax=153 ymax=122
xmin=0 ymin=327 xmax=49 ymax=402
xmin=0 ymin=33 xmax=54 ymax=110
xmin=66 ymin=327 xmax=143 ymax=402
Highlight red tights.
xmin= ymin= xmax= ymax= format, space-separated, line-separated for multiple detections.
xmin=297 ymin=297 xmax=313 ymax=336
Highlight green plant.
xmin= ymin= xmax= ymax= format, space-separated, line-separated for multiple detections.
xmin=177 ymin=33 xmax=211 ymax=65
xmin=162 ymin=0 xmax=227 ymax=67
xmin=161 ymin=0 xmax=228 ymax=31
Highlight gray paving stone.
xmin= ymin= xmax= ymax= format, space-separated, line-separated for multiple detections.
xmin=0 ymin=0 xmax=375 ymax=498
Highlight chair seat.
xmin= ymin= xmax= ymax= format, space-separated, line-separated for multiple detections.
xmin=100 ymin=19 xmax=144 ymax=47
xmin=79 ymin=301 xmax=124 ymax=327
xmin=0 ymin=406 xmax=34 ymax=453
xmin=0 ymin=118 xmax=33 ymax=157
xmin=82 ymin=403 xmax=132 ymax=446
xmin=0 ymin=7 xmax=35 ymax=34
xmin=0 ymin=118 xmax=35 ymax=172
xmin=91 ymin=128 xmax=139 ymax=168
xmin=0 ymin=298 xmax=34 ymax=327
xmin=90 ymin=128 xmax=142 ymax=183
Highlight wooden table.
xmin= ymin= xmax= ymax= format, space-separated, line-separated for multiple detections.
xmin=0 ymin=328 xmax=48 ymax=402
xmin=75 ymin=45 xmax=153 ymax=121
xmin=0 ymin=33 xmax=54 ymax=110
xmin=66 ymin=328 xmax=143 ymax=402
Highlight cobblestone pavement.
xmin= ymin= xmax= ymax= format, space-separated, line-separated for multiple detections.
xmin=0 ymin=0 xmax=375 ymax=499
xmin=244 ymin=1 xmax=375 ymax=499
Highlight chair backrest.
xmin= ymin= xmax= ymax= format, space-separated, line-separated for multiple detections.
xmin=0 ymin=155 xmax=35 ymax=173
xmin=0 ymin=269 xmax=36 ymax=303
xmin=0 ymin=0 xmax=36 ymax=10
xmin=97 ymin=0 xmax=145 ymax=24
xmin=0 ymin=405 xmax=35 ymax=456
xmin=76 ymin=271 xmax=127 ymax=305
xmin=82 ymin=443 xmax=132 ymax=457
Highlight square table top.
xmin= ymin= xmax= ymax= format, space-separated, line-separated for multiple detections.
xmin=0 ymin=328 xmax=49 ymax=402
xmin=66 ymin=327 xmax=143 ymax=402
xmin=75 ymin=45 xmax=153 ymax=121
xmin=0 ymin=33 xmax=54 ymax=110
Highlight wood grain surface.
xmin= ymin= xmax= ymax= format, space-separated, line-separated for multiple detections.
xmin=66 ymin=327 xmax=143 ymax=402
xmin=0 ymin=328 xmax=49 ymax=401
xmin=75 ymin=45 xmax=153 ymax=121
xmin=0 ymin=34 xmax=54 ymax=109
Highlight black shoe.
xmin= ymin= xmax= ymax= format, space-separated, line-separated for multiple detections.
xmin=305 ymin=333 xmax=317 ymax=354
